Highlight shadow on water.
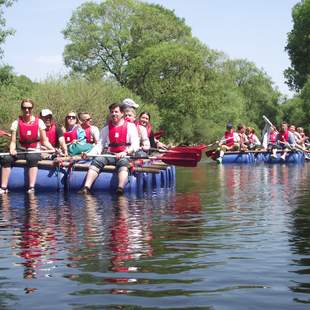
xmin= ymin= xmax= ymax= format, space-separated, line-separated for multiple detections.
xmin=0 ymin=162 xmax=310 ymax=308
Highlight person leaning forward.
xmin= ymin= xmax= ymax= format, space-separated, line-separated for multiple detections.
xmin=79 ymin=102 xmax=139 ymax=195
xmin=0 ymin=99 xmax=55 ymax=194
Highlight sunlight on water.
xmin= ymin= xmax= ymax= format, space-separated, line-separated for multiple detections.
xmin=1 ymin=163 xmax=310 ymax=309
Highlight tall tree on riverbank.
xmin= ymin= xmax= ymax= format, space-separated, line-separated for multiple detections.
xmin=63 ymin=0 xmax=191 ymax=85
xmin=285 ymin=0 xmax=310 ymax=91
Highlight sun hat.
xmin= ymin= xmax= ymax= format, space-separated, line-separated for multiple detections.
xmin=121 ymin=98 xmax=139 ymax=109
xmin=40 ymin=109 xmax=53 ymax=117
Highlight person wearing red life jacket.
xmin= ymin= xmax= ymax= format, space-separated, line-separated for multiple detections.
xmin=237 ymin=123 xmax=249 ymax=150
xmin=80 ymin=102 xmax=139 ymax=195
xmin=245 ymin=127 xmax=261 ymax=150
xmin=262 ymin=125 xmax=277 ymax=150
xmin=124 ymin=107 xmax=150 ymax=155
xmin=0 ymin=99 xmax=55 ymax=194
xmin=39 ymin=109 xmax=68 ymax=157
xmin=216 ymin=123 xmax=240 ymax=164
xmin=138 ymin=111 xmax=167 ymax=150
xmin=63 ymin=112 xmax=92 ymax=156
xmin=78 ymin=112 xmax=100 ymax=145
xmin=271 ymin=121 xmax=296 ymax=160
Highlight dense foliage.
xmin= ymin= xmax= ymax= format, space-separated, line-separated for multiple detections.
xmin=285 ymin=0 xmax=310 ymax=91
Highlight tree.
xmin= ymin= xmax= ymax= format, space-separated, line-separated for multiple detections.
xmin=285 ymin=0 xmax=310 ymax=91
xmin=63 ymin=0 xmax=191 ymax=85
xmin=0 ymin=0 xmax=15 ymax=58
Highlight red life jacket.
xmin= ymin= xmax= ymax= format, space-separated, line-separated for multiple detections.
xmin=269 ymin=131 xmax=276 ymax=144
xmin=64 ymin=126 xmax=78 ymax=144
xmin=278 ymin=130 xmax=289 ymax=142
xmin=44 ymin=123 xmax=57 ymax=147
xmin=83 ymin=126 xmax=93 ymax=144
xmin=108 ymin=120 xmax=128 ymax=153
xmin=18 ymin=116 xmax=39 ymax=149
xmin=224 ymin=130 xmax=235 ymax=147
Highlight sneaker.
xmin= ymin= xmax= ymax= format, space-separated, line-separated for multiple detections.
xmin=78 ymin=186 xmax=91 ymax=194
xmin=271 ymin=154 xmax=277 ymax=160
xmin=216 ymin=157 xmax=222 ymax=164
xmin=116 ymin=187 xmax=124 ymax=195
xmin=0 ymin=188 xmax=8 ymax=194
xmin=27 ymin=187 xmax=35 ymax=194
xmin=280 ymin=155 xmax=286 ymax=161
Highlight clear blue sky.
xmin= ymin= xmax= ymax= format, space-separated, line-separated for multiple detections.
xmin=3 ymin=0 xmax=298 ymax=96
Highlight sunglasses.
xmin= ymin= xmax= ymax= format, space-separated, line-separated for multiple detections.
xmin=66 ymin=115 xmax=76 ymax=120
xmin=22 ymin=106 xmax=33 ymax=111
xmin=82 ymin=118 xmax=92 ymax=122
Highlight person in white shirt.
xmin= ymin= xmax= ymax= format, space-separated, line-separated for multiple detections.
xmin=80 ymin=102 xmax=139 ymax=195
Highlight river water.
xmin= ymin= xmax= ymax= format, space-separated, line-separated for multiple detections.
xmin=0 ymin=161 xmax=310 ymax=309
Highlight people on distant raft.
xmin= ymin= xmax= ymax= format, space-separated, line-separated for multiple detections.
xmin=78 ymin=112 xmax=100 ymax=145
xmin=245 ymin=127 xmax=261 ymax=150
xmin=271 ymin=121 xmax=296 ymax=160
xmin=262 ymin=125 xmax=277 ymax=150
xmin=124 ymin=107 xmax=150 ymax=156
xmin=63 ymin=112 xmax=93 ymax=156
xmin=289 ymin=124 xmax=304 ymax=150
xmin=237 ymin=123 xmax=248 ymax=150
xmin=79 ymin=102 xmax=139 ymax=195
xmin=40 ymin=109 xmax=68 ymax=157
xmin=137 ymin=111 xmax=167 ymax=150
xmin=216 ymin=122 xmax=240 ymax=164
xmin=0 ymin=99 xmax=55 ymax=194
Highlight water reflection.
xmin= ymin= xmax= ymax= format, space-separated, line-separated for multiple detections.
xmin=1 ymin=164 xmax=310 ymax=308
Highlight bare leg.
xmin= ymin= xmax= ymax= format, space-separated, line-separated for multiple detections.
xmin=28 ymin=167 xmax=38 ymax=188
xmin=118 ymin=168 xmax=128 ymax=189
xmin=1 ymin=167 xmax=11 ymax=188
xmin=84 ymin=169 xmax=99 ymax=189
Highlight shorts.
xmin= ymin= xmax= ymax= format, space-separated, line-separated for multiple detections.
xmin=89 ymin=155 xmax=130 ymax=174
xmin=0 ymin=152 xmax=41 ymax=168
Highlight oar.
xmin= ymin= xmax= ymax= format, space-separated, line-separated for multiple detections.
xmin=62 ymin=151 xmax=200 ymax=167
xmin=0 ymin=150 xmax=55 ymax=156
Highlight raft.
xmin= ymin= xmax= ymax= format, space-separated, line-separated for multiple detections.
xmin=206 ymin=150 xmax=305 ymax=164
xmin=2 ymin=159 xmax=176 ymax=193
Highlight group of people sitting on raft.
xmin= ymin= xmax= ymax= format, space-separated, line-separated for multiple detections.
xmin=216 ymin=121 xmax=309 ymax=164
xmin=0 ymin=98 xmax=166 ymax=195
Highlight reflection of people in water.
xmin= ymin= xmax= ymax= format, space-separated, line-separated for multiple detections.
xmin=107 ymin=196 xmax=153 ymax=291
xmin=17 ymin=193 xmax=57 ymax=283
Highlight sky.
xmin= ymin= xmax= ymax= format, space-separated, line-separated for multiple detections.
xmin=2 ymin=0 xmax=299 ymax=97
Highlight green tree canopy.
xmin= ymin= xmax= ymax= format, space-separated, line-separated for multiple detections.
xmin=0 ymin=0 xmax=15 ymax=58
xmin=285 ymin=0 xmax=310 ymax=91
xmin=63 ymin=0 xmax=191 ymax=85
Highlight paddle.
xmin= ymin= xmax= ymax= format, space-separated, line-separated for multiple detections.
xmin=58 ymin=150 xmax=201 ymax=167
xmin=0 ymin=150 xmax=55 ymax=157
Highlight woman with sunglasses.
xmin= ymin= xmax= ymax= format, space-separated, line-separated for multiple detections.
xmin=78 ymin=112 xmax=100 ymax=145
xmin=63 ymin=112 xmax=92 ymax=155
xmin=0 ymin=99 xmax=55 ymax=194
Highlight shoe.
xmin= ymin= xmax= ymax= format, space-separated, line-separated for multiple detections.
xmin=280 ymin=155 xmax=286 ymax=161
xmin=271 ymin=154 xmax=277 ymax=160
xmin=78 ymin=186 xmax=91 ymax=194
xmin=27 ymin=187 xmax=35 ymax=194
xmin=116 ymin=187 xmax=124 ymax=195
xmin=0 ymin=188 xmax=8 ymax=194
xmin=216 ymin=157 xmax=222 ymax=164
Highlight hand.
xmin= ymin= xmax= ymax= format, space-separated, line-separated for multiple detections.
xmin=81 ymin=152 xmax=88 ymax=160
xmin=10 ymin=149 xmax=17 ymax=156
xmin=116 ymin=151 xmax=127 ymax=159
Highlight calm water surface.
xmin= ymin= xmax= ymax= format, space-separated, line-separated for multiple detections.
xmin=1 ymin=162 xmax=310 ymax=309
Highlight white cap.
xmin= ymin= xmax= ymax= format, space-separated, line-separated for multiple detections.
xmin=40 ymin=109 xmax=53 ymax=117
xmin=122 ymin=98 xmax=139 ymax=109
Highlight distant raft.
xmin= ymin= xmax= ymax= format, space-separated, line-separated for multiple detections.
xmin=206 ymin=150 xmax=305 ymax=164
xmin=2 ymin=159 xmax=176 ymax=193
